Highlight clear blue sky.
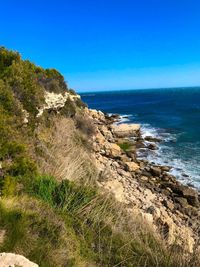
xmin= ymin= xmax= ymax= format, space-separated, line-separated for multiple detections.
xmin=1 ymin=0 xmax=200 ymax=91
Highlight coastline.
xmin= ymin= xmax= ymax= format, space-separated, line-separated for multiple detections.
xmin=80 ymin=88 xmax=200 ymax=189
xmin=86 ymin=108 xmax=200 ymax=252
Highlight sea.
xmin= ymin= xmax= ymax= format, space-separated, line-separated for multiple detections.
xmin=80 ymin=87 xmax=200 ymax=188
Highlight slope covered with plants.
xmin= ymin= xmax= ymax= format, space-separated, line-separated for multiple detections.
xmin=0 ymin=47 xmax=199 ymax=267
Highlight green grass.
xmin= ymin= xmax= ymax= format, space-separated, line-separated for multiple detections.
xmin=0 ymin=197 xmax=87 ymax=267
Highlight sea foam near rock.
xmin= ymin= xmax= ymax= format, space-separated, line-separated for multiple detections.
xmin=136 ymin=123 xmax=200 ymax=189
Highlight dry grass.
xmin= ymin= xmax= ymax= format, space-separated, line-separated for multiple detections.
xmin=37 ymin=116 xmax=97 ymax=184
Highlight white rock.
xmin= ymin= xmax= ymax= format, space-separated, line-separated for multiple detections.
xmin=37 ymin=91 xmax=80 ymax=117
xmin=0 ymin=253 xmax=38 ymax=267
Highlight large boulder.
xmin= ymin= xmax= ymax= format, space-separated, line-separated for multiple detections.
xmin=112 ymin=123 xmax=140 ymax=138
xmin=0 ymin=253 xmax=38 ymax=267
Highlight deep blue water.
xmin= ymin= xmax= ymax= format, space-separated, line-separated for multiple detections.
xmin=81 ymin=87 xmax=200 ymax=187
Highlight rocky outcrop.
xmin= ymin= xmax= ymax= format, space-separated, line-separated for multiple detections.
xmin=112 ymin=123 xmax=140 ymax=138
xmin=0 ymin=253 xmax=38 ymax=267
xmin=37 ymin=90 xmax=80 ymax=117
xmin=86 ymin=108 xmax=200 ymax=254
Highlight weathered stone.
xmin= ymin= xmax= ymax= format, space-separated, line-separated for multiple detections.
xmin=99 ymin=125 xmax=113 ymax=140
xmin=161 ymin=166 xmax=171 ymax=172
xmin=112 ymin=123 xmax=140 ymax=138
xmin=144 ymin=188 xmax=156 ymax=202
xmin=117 ymin=168 xmax=132 ymax=178
xmin=103 ymin=180 xmax=126 ymax=203
xmin=37 ymin=91 xmax=80 ymax=117
xmin=170 ymin=184 xmax=199 ymax=207
xmin=141 ymin=170 xmax=152 ymax=177
xmin=150 ymin=166 xmax=162 ymax=176
xmin=147 ymin=143 xmax=157 ymax=150
xmin=120 ymin=155 xmax=132 ymax=163
xmin=125 ymin=162 xmax=140 ymax=172
xmin=140 ymin=176 xmax=149 ymax=181
xmin=181 ymin=187 xmax=199 ymax=207
xmin=107 ymin=143 xmax=121 ymax=158
xmin=126 ymin=151 xmax=136 ymax=160
xmin=162 ymin=199 xmax=174 ymax=210
xmin=174 ymin=197 xmax=188 ymax=207
xmin=0 ymin=252 xmax=38 ymax=267
xmin=146 ymin=205 xmax=161 ymax=219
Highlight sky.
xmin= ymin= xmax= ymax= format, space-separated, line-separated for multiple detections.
xmin=1 ymin=0 xmax=200 ymax=92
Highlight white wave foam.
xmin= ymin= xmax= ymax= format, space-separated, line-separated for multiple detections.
xmin=110 ymin=113 xmax=199 ymax=188
xmin=138 ymin=124 xmax=200 ymax=189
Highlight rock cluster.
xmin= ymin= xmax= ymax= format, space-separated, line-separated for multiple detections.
xmin=86 ymin=108 xmax=200 ymax=253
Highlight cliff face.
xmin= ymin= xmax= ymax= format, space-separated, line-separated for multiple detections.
xmin=0 ymin=47 xmax=200 ymax=267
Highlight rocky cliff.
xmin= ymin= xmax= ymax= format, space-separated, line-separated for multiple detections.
xmin=85 ymin=108 xmax=200 ymax=253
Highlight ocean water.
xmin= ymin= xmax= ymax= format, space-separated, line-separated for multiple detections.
xmin=81 ymin=87 xmax=200 ymax=188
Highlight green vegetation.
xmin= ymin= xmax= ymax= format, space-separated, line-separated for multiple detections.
xmin=118 ymin=141 xmax=133 ymax=152
xmin=0 ymin=47 xmax=199 ymax=267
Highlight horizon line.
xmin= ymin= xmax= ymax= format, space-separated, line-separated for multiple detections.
xmin=77 ymin=85 xmax=200 ymax=94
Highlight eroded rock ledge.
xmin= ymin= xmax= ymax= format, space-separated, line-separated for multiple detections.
xmin=86 ymin=108 xmax=200 ymax=253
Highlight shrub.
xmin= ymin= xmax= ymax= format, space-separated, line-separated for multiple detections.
xmin=60 ymin=98 xmax=76 ymax=117
xmin=75 ymin=97 xmax=88 ymax=109
xmin=0 ymin=80 xmax=22 ymax=116
xmin=75 ymin=114 xmax=96 ymax=137
xmin=0 ymin=142 xmax=25 ymax=160
xmin=118 ymin=141 xmax=133 ymax=152
xmin=0 ymin=47 xmax=20 ymax=76
xmin=1 ymin=176 xmax=17 ymax=196
xmin=8 ymin=156 xmax=37 ymax=177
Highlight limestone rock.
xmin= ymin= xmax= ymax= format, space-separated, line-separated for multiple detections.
xmin=125 ymin=162 xmax=140 ymax=172
xmin=0 ymin=253 xmax=38 ymax=267
xmin=112 ymin=123 xmax=140 ymax=138
xmin=107 ymin=143 xmax=121 ymax=158
xmin=37 ymin=90 xmax=80 ymax=117
xmin=103 ymin=180 xmax=126 ymax=203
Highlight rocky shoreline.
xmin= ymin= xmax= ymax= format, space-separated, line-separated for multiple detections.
xmin=86 ymin=108 xmax=200 ymax=253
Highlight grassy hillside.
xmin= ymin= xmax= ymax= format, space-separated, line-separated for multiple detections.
xmin=0 ymin=47 xmax=199 ymax=267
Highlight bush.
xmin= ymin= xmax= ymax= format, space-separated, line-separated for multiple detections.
xmin=0 ymin=80 xmax=22 ymax=116
xmin=75 ymin=97 xmax=88 ymax=109
xmin=0 ymin=47 xmax=20 ymax=76
xmin=118 ymin=141 xmax=133 ymax=152
xmin=60 ymin=98 xmax=76 ymax=117
xmin=8 ymin=156 xmax=37 ymax=177
xmin=1 ymin=176 xmax=17 ymax=196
